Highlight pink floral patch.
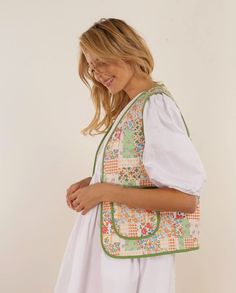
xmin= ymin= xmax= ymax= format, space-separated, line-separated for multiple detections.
xmin=141 ymin=227 xmax=147 ymax=234
xmin=102 ymin=226 xmax=108 ymax=233
xmin=146 ymin=222 xmax=152 ymax=229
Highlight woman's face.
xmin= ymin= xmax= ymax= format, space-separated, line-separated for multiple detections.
xmin=83 ymin=50 xmax=136 ymax=95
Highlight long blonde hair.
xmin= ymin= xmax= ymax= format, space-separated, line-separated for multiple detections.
xmin=78 ymin=18 xmax=168 ymax=136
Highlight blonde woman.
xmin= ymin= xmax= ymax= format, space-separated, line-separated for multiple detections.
xmin=54 ymin=18 xmax=207 ymax=293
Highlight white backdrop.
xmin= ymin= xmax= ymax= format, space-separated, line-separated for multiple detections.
xmin=0 ymin=0 xmax=235 ymax=292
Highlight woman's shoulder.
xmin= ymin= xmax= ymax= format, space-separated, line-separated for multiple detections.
xmin=146 ymin=91 xmax=177 ymax=110
xmin=143 ymin=92 xmax=189 ymax=136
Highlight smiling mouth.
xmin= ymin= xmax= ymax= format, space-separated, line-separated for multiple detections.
xmin=104 ymin=77 xmax=115 ymax=87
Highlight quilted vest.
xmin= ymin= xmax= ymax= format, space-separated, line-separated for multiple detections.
xmin=92 ymin=82 xmax=200 ymax=259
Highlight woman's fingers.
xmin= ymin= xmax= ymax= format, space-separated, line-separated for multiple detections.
xmin=67 ymin=185 xmax=82 ymax=208
xmin=67 ymin=192 xmax=76 ymax=208
xmin=68 ymin=182 xmax=81 ymax=194
xmin=76 ymin=204 xmax=85 ymax=213
xmin=67 ymin=177 xmax=92 ymax=195
xmin=66 ymin=182 xmax=81 ymax=206
xmin=67 ymin=198 xmax=72 ymax=208
xmin=66 ymin=177 xmax=92 ymax=209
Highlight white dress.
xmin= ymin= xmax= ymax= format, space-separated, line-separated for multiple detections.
xmin=54 ymin=91 xmax=207 ymax=293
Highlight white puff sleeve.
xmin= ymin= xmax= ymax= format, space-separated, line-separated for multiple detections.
xmin=142 ymin=93 xmax=207 ymax=196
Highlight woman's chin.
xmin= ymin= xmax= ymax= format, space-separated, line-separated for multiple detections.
xmin=107 ymin=87 xmax=115 ymax=94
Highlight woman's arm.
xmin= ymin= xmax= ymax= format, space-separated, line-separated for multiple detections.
xmin=100 ymin=183 xmax=198 ymax=214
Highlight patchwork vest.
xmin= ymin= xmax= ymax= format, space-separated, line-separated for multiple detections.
xmin=92 ymin=83 xmax=200 ymax=259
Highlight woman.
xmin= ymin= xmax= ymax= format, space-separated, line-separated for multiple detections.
xmin=54 ymin=17 xmax=207 ymax=293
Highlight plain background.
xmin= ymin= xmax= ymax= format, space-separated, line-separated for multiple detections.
xmin=0 ymin=0 xmax=235 ymax=292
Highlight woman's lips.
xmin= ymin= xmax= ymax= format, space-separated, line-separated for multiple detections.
xmin=104 ymin=77 xmax=115 ymax=87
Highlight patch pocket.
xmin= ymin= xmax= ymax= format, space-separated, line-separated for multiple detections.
xmin=111 ymin=202 xmax=160 ymax=240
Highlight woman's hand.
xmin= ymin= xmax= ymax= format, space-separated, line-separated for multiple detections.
xmin=68 ymin=182 xmax=109 ymax=215
xmin=66 ymin=177 xmax=92 ymax=209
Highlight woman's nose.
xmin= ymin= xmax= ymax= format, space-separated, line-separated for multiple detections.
xmin=93 ymin=69 xmax=108 ymax=82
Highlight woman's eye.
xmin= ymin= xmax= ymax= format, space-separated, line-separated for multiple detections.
xmin=87 ymin=60 xmax=108 ymax=76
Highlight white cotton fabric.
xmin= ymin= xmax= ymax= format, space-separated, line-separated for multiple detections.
xmin=53 ymin=91 xmax=207 ymax=293
xmin=143 ymin=93 xmax=207 ymax=196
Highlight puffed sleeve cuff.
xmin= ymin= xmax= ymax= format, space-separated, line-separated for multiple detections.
xmin=142 ymin=93 xmax=207 ymax=196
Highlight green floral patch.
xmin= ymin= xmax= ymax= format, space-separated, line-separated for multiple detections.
xmin=178 ymin=237 xmax=185 ymax=249
xmin=122 ymin=128 xmax=136 ymax=158
xmin=125 ymin=239 xmax=137 ymax=251
xmin=182 ymin=218 xmax=191 ymax=237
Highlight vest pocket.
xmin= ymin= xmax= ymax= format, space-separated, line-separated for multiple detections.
xmin=111 ymin=202 xmax=161 ymax=240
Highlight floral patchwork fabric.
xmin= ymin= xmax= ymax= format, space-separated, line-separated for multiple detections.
xmin=99 ymin=85 xmax=200 ymax=258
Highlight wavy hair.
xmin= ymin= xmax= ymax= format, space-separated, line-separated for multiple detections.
xmin=78 ymin=18 xmax=169 ymax=136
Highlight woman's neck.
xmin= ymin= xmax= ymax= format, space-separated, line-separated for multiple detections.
xmin=124 ymin=77 xmax=156 ymax=100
